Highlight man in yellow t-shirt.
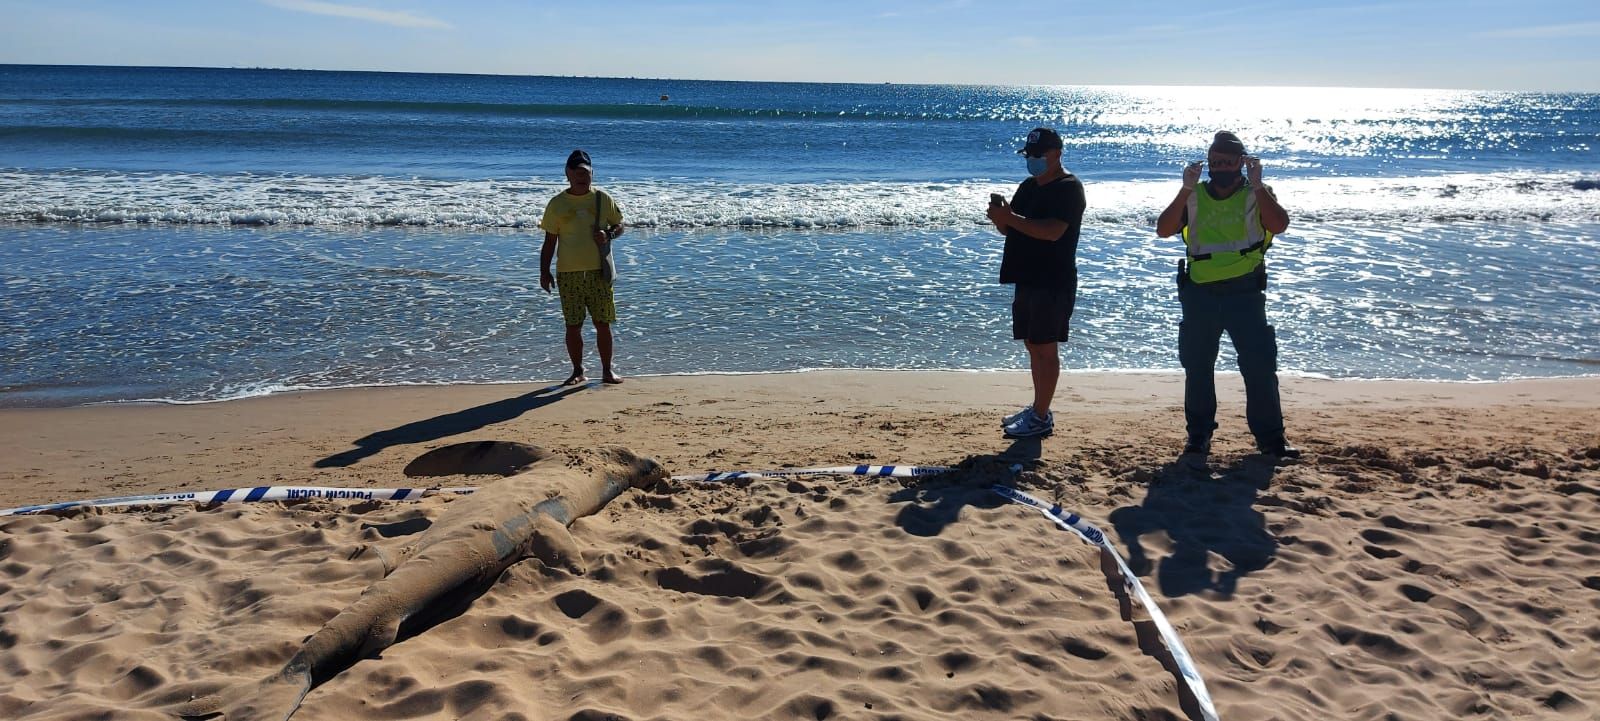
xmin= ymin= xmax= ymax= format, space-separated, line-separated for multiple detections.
xmin=539 ymin=149 xmax=625 ymax=385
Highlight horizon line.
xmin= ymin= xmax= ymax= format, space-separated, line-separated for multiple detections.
xmin=1 ymin=62 xmax=1592 ymax=95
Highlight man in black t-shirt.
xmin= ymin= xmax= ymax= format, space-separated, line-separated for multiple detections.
xmin=986 ymin=127 xmax=1087 ymax=439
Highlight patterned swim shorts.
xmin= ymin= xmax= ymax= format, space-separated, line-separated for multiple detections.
xmin=557 ymin=269 xmax=616 ymax=325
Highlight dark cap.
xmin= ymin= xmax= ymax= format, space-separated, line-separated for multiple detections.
xmin=1017 ymin=127 xmax=1063 ymax=156
xmin=566 ymin=149 xmax=592 ymax=170
xmin=1208 ymin=131 xmax=1247 ymax=156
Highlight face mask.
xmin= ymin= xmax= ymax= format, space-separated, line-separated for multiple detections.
xmin=1026 ymin=156 xmax=1048 ymax=176
xmin=1207 ymin=168 xmax=1242 ymax=186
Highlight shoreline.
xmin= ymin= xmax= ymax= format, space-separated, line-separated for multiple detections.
xmin=12 ymin=367 xmax=1600 ymax=412
xmin=2 ymin=370 xmax=1596 ymax=509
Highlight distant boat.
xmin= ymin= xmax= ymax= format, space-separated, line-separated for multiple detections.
xmin=660 ymin=94 xmax=669 ymax=101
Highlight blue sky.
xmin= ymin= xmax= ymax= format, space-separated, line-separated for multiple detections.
xmin=3 ymin=0 xmax=1598 ymax=91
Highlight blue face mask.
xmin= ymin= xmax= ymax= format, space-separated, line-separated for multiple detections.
xmin=1026 ymin=156 xmax=1048 ymax=176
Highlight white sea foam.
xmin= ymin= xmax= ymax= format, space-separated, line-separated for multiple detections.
xmin=3 ymin=169 xmax=1597 ymax=230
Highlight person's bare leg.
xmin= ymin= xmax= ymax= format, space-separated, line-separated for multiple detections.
xmin=563 ymin=325 xmax=586 ymax=385
xmin=1025 ymin=341 xmax=1059 ymax=418
xmin=596 ymin=322 xmax=622 ymax=384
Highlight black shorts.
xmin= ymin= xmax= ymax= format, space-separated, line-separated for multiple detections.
xmin=1011 ymin=283 xmax=1075 ymax=344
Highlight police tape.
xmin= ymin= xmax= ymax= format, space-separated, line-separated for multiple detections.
xmin=0 ymin=485 xmax=479 ymax=517
xmin=0 ymin=464 xmax=950 ymax=517
xmin=669 ymin=464 xmax=951 ymax=482
xmin=990 ymin=485 xmax=1220 ymax=721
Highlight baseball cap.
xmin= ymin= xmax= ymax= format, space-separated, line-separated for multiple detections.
xmin=1017 ymin=127 xmax=1063 ymax=156
xmin=1208 ymin=131 xmax=1247 ymax=156
xmin=566 ymin=149 xmax=592 ymax=170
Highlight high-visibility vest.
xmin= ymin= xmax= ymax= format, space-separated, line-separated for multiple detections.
xmin=1182 ymin=182 xmax=1274 ymax=284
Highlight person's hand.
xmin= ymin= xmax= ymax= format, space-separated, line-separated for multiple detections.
xmin=985 ymin=200 xmax=1010 ymax=225
xmin=1245 ymin=155 xmax=1263 ymax=186
xmin=592 ymin=229 xmax=608 ymax=245
xmin=540 ymin=269 xmax=554 ymax=293
xmin=1182 ymin=161 xmax=1202 ymax=191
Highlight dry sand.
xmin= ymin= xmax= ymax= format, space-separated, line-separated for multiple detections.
xmin=0 ymin=370 xmax=1597 ymax=720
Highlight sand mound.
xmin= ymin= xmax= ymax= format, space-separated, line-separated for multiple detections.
xmin=403 ymin=441 xmax=549 ymax=478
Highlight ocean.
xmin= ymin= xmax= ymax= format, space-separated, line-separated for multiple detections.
xmin=2 ymin=64 xmax=1597 ymax=407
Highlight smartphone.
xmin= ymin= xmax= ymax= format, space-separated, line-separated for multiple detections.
xmin=989 ymin=193 xmax=1005 ymax=207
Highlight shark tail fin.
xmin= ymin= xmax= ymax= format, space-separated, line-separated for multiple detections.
xmin=169 ymin=665 xmax=311 ymax=721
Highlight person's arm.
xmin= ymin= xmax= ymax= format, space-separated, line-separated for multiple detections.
xmin=1247 ymin=156 xmax=1289 ymax=234
xmin=987 ymin=182 xmax=1072 ymax=242
xmin=1002 ymin=214 xmax=1069 ymax=242
xmin=1156 ymin=161 xmax=1201 ymax=238
xmin=597 ymin=192 xmax=625 ymax=242
xmin=539 ymin=232 xmax=557 ymax=293
xmin=1254 ymin=186 xmax=1288 ymax=234
xmin=1156 ymin=190 xmax=1189 ymax=238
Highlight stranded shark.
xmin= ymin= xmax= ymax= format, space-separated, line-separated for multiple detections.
xmin=171 ymin=443 xmax=665 ymax=721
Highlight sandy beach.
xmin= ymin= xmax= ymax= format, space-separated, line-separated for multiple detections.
xmin=1 ymin=370 xmax=1597 ymax=720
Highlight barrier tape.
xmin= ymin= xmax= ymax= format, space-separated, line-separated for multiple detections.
xmin=991 ymin=485 xmax=1220 ymax=721
xmin=668 ymin=464 xmax=951 ymax=482
xmin=0 ymin=465 xmax=949 ymax=517
xmin=0 ymin=486 xmax=479 ymax=517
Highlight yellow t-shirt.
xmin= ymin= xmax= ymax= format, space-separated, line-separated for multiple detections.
xmin=540 ymin=189 xmax=623 ymax=272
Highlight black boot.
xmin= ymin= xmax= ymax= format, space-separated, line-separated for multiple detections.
xmin=1183 ymin=433 xmax=1211 ymax=456
xmin=1258 ymin=437 xmax=1301 ymax=459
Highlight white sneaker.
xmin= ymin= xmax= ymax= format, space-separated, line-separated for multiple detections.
xmin=1003 ymin=410 xmax=1054 ymax=438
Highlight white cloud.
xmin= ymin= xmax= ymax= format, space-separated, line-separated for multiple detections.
xmin=262 ymin=0 xmax=452 ymax=30
xmin=1479 ymin=21 xmax=1600 ymax=39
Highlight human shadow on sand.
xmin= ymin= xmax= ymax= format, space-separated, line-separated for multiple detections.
xmin=889 ymin=439 xmax=1225 ymax=720
xmin=1108 ymin=455 xmax=1280 ymax=598
xmin=887 ymin=436 xmax=1044 ymax=537
xmin=313 ymin=383 xmax=587 ymax=469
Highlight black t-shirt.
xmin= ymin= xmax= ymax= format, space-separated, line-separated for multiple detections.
xmin=999 ymin=174 xmax=1086 ymax=289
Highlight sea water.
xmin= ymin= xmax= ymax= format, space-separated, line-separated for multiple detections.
xmin=2 ymin=65 xmax=1597 ymax=406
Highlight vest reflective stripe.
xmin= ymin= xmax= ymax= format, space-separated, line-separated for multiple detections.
xmin=1182 ymin=182 xmax=1273 ymax=283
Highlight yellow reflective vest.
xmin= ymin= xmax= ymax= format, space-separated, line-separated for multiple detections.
xmin=1182 ymin=182 xmax=1274 ymax=284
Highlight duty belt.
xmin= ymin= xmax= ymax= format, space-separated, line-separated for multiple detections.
xmin=1188 ymin=240 xmax=1265 ymax=262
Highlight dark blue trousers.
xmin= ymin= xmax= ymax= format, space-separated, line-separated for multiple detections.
xmin=1178 ymin=277 xmax=1284 ymax=443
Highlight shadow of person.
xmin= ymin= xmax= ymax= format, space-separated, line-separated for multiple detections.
xmin=1085 ymin=546 xmax=1209 ymax=721
xmin=313 ymin=383 xmax=586 ymax=469
xmin=1107 ymin=454 xmax=1280 ymax=598
xmin=887 ymin=437 xmax=1042 ymax=537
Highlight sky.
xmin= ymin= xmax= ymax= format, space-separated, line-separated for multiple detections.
xmin=2 ymin=0 xmax=1599 ymax=91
